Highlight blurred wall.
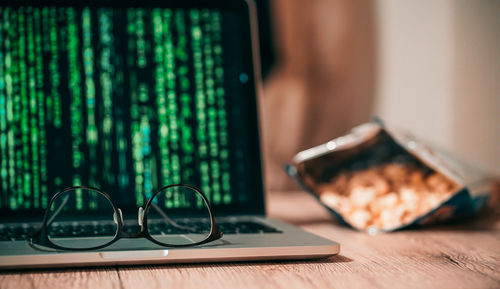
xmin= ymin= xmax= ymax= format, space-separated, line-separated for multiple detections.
xmin=452 ymin=0 xmax=500 ymax=176
xmin=261 ymin=0 xmax=376 ymax=190
xmin=375 ymin=0 xmax=500 ymax=176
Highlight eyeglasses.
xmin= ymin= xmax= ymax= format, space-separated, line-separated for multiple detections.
xmin=30 ymin=184 xmax=223 ymax=251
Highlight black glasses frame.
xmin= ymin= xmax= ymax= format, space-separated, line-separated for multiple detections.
xmin=30 ymin=184 xmax=223 ymax=251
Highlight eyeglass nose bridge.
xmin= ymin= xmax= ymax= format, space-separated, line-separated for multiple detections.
xmin=113 ymin=208 xmax=123 ymax=225
xmin=138 ymin=207 xmax=145 ymax=227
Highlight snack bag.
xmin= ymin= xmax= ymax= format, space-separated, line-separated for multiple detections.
xmin=285 ymin=119 xmax=498 ymax=233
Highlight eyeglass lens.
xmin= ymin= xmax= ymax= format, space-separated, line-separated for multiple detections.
xmin=146 ymin=186 xmax=213 ymax=245
xmin=46 ymin=188 xmax=118 ymax=249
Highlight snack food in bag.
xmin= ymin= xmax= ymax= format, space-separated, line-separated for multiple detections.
xmin=285 ymin=119 xmax=498 ymax=233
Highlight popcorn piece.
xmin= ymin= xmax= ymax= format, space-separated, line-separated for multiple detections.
xmin=349 ymin=186 xmax=376 ymax=208
xmin=320 ymin=191 xmax=353 ymax=215
xmin=409 ymin=171 xmax=426 ymax=190
xmin=370 ymin=192 xmax=398 ymax=212
xmin=401 ymin=213 xmax=416 ymax=225
xmin=383 ymin=163 xmax=408 ymax=183
xmin=420 ymin=193 xmax=445 ymax=212
xmin=336 ymin=197 xmax=353 ymax=215
xmin=373 ymin=178 xmax=390 ymax=196
xmin=426 ymin=173 xmax=455 ymax=193
xmin=399 ymin=187 xmax=419 ymax=211
xmin=320 ymin=191 xmax=342 ymax=209
xmin=379 ymin=209 xmax=401 ymax=230
xmin=348 ymin=209 xmax=372 ymax=229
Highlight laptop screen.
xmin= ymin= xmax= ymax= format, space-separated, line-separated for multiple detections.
xmin=0 ymin=0 xmax=265 ymax=218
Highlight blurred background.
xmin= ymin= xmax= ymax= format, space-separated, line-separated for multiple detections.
xmin=254 ymin=0 xmax=500 ymax=190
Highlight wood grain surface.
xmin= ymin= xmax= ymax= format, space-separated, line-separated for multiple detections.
xmin=1 ymin=191 xmax=499 ymax=289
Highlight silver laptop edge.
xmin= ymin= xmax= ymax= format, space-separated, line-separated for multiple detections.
xmin=0 ymin=0 xmax=340 ymax=269
xmin=1 ymin=218 xmax=339 ymax=269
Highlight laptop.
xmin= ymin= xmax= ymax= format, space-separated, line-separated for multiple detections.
xmin=0 ymin=0 xmax=339 ymax=269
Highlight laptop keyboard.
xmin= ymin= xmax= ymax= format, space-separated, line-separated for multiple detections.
xmin=0 ymin=220 xmax=282 ymax=241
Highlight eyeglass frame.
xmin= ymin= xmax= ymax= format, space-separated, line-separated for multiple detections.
xmin=30 ymin=184 xmax=224 ymax=251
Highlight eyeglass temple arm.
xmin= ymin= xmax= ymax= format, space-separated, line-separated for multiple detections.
xmin=44 ymin=194 xmax=71 ymax=228
xmin=149 ymin=202 xmax=197 ymax=232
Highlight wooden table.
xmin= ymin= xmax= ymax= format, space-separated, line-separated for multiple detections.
xmin=1 ymin=191 xmax=499 ymax=289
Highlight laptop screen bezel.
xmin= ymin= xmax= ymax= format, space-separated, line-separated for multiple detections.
xmin=0 ymin=0 xmax=266 ymax=220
